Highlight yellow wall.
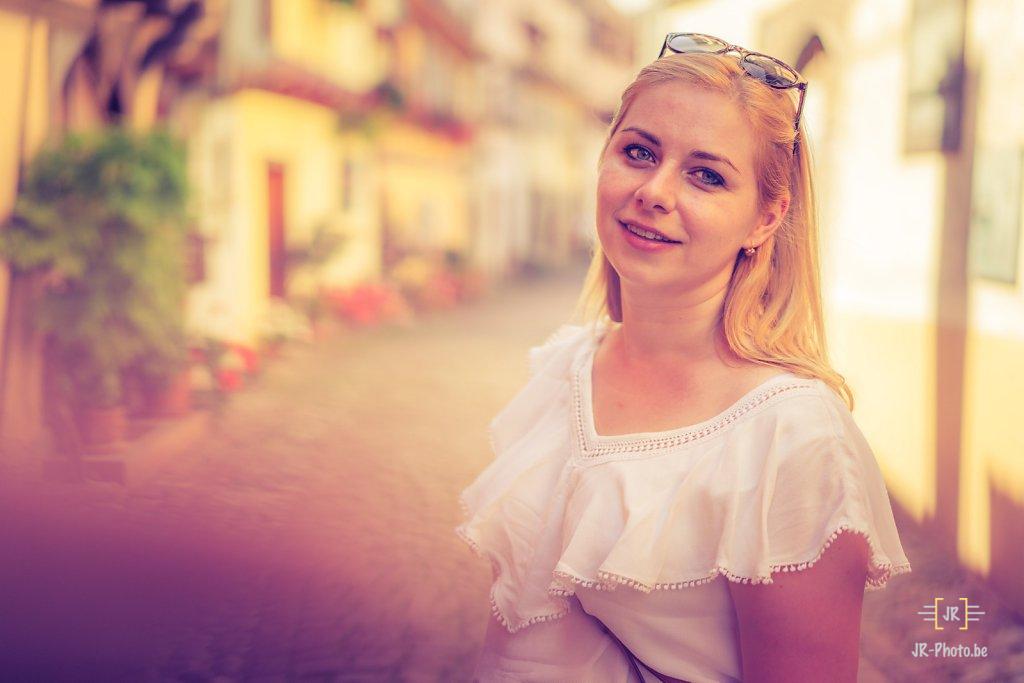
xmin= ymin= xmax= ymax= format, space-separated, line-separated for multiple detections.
xmin=129 ymin=64 xmax=164 ymax=132
xmin=763 ymin=0 xmax=942 ymax=527
xmin=960 ymin=329 xmax=1024 ymax=575
xmin=0 ymin=8 xmax=52 ymax=445
xmin=0 ymin=9 xmax=49 ymax=216
xmin=956 ymin=0 xmax=1024 ymax=576
xmin=379 ymin=122 xmax=470 ymax=252
xmin=0 ymin=10 xmax=30 ymax=221
xmin=829 ymin=311 xmax=937 ymax=521
xmin=269 ymin=0 xmax=385 ymax=92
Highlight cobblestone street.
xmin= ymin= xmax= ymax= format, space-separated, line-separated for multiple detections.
xmin=1 ymin=264 xmax=1022 ymax=682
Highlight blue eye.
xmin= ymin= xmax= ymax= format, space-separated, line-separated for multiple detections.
xmin=623 ymin=144 xmax=654 ymax=163
xmin=694 ymin=168 xmax=725 ymax=187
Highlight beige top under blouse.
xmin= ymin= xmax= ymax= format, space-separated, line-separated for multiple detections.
xmin=455 ymin=320 xmax=912 ymax=682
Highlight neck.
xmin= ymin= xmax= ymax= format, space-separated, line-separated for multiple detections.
xmin=611 ymin=278 xmax=740 ymax=372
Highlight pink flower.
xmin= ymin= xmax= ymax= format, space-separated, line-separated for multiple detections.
xmin=216 ymin=369 xmax=243 ymax=392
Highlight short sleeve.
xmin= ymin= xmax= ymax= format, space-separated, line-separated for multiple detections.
xmin=759 ymin=390 xmax=912 ymax=589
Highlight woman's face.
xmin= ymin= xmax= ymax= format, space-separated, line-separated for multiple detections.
xmin=596 ymin=80 xmax=788 ymax=298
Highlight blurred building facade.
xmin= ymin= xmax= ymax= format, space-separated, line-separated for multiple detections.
xmin=0 ymin=0 xmax=635 ymax=448
xmin=179 ymin=0 xmax=635 ymax=343
xmin=0 ymin=0 xmax=97 ymax=447
xmin=0 ymin=0 xmax=225 ymax=446
xmin=643 ymin=0 xmax=1024 ymax=612
xmin=375 ymin=0 xmax=477 ymax=272
xmin=178 ymin=0 xmax=388 ymax=342
xmin=467 ymin=0 xmax=635 ymax=278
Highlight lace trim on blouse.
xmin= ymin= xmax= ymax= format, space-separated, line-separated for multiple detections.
xmin=550 ymin=523 xmax=912 ymax=593
xmin=570 ymin=334 xmax=820 ymax=460
xmin=458 ymin=482 xmax=911 ymax=634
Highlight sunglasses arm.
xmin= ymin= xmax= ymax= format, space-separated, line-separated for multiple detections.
xmin=657 ymin=35 xmax=669 ymax=60
xmin=792 ymin=83 xmax=807 ymax=154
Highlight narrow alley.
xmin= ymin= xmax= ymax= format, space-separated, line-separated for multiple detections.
xmin=1 ymin=268 xmax=1021 ymax=682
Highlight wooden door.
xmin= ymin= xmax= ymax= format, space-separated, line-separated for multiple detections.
xmin=267 ymin=163 xmax=286 ymax=298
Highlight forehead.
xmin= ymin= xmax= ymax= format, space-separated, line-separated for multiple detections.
xmin=617 ymin=81 xmax=757 ymax=170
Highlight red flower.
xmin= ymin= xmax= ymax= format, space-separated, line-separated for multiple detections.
xmin=227 ymin=344 xmax=261 ymax=374
xmin=216 ymin=369 xmax=243 ymax=392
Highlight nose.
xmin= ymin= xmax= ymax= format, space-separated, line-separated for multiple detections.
xmin=634 ymin=165 xmax=678 ymax=213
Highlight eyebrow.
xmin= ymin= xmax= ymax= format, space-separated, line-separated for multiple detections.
xmin=619 ymin=126 xmax=740 ymax=174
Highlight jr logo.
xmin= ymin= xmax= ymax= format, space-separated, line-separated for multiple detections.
xmin=917 ymin=597 xmax=985 ymax=631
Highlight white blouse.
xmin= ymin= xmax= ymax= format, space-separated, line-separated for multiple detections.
xmin=455 ymin=320 xmax=912 ymax=682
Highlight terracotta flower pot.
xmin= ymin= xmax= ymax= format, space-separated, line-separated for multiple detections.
xmin=143 ymin=371 xmax=191 ymax=418
xmin=76 ymin=405 xmax=127 ymax=449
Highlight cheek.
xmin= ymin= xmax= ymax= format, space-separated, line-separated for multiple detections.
xmin=595 ymin=173 xmax=625 ymax=246
xmin=597 ymin=166 xmax=634 ymax=212
xmin=686 ymin=203 xmax=755 ymax=252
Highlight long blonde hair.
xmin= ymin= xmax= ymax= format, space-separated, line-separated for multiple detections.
xmin=570 ymin=52 xmax=854 ymax=411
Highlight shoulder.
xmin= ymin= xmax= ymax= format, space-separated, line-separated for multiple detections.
xmin=738 ymin=375 xmax=856 ymax=454
xmin=713 ymin=374 xmax=841 ymax=463
xmin=526 ymin=321 xmax=603 ymax=379
xmin=754 ymin=378 xmax=883 ymax=496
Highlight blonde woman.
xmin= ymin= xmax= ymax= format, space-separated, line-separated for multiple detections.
xmin=456 ymin=33 xmax=911 ymax=683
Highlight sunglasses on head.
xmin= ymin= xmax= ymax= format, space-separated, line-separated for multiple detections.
xmin=658 ymin=33 xmax=807 ymax=154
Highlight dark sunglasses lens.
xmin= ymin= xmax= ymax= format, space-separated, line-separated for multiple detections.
xmin=666 ymin=33 xmax=726 ymax=53
xmin=742 ymin=55 xmax=799 ymax=87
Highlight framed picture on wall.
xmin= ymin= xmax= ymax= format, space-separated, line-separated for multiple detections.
xmin=904 ymin=0 xmax=966 ymax=153
xmin=968 ymin=148 xmax=1023 ymax=285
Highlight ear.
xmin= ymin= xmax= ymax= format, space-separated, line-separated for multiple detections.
xmin=746 ymin=193 xmax=790 ymax=248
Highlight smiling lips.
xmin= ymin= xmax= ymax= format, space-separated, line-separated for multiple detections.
xmin=618 ymin=220 xmax=681 ymax=244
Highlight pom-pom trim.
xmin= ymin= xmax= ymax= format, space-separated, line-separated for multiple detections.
xmin=456 ymin=511 xmax=911 ymax=633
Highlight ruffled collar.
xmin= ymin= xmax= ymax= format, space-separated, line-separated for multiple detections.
xmin=456 ymin=322 xmax=912 ymax=634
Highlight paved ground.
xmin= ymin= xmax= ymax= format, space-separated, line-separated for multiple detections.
xmin=0 ymin=261 xmax=1022 ymax=682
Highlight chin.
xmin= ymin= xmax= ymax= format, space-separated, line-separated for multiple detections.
xmin=604 ymin=253 xmax=676 ymax=290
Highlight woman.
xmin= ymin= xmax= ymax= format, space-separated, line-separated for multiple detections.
xmin=456 ymin=33 xmax=912 ymax=682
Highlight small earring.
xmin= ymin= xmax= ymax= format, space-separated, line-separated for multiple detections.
xmin=744 ymin=246 xmax=757 ymax=256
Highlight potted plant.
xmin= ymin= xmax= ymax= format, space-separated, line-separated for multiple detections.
xmin=128 ymin=335 xmax=191 ymax=418
xmin=186 ymin=336 xmax=232 ymax=409
xmin=64 ymin=343 xmax=128 ymax=448
xmin=126 ymin=258 xmax=191 ymax=417
xmin=258 ymin=299 xmax=312 ymax=353
xmin=0 ymin=128 xmax=191 ymax=447
xmin=388 ymin=254 xmax=434 ymax=313
xmin=286 ymin=221 xmax=348 ymax=335
xmin=442 ymin=249 xmax=488 ymax=302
